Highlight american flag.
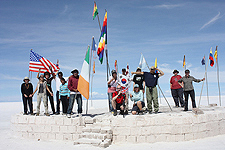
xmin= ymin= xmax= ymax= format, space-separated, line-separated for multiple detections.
xmin=29 ymin=50 xmax=59 ymax=73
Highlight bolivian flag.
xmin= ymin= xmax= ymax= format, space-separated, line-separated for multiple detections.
xmin=209 ymin=48 xmax=214 ymax=67
xmin=93 ymin=1 xmax=98 ymax=20
xmin=78 ymin=46 xmax=90 ymax=100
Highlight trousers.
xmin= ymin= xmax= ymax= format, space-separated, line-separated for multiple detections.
xmin=22 ymin=96 xmax=33 ymax=114
xmin=146 ymin=86 xmax=159 ymax=112
xmin=37 ymin=93 xmax=48 ymax=113
xmin=184 ymin=90 xmax=196 ymax=110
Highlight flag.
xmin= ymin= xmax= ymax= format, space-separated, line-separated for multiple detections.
xmin=93 ymin=61 xmax=95 ymax=74
xmin=78 ymin=46 xmax=90 ymax=100
xmin=154 ymin=57 xmax=158 ymax=73
xmin=126 ymin=63 xmax=130 ymax=77
xmin=183 ymin=55 xmax=186 ymax=68
xmin=139 ymin=53 xmax=147 ymax=70
xmin=214 ymin=46 xmax=218 ymax=62
xmin=115 ymin=60 xmax=118 ymax=73
xmin=92 ymin=37 xmax=97 ymax=59
xmin=92 ymin=1 xmax=98 ymax=20
xmin=29 ymin=50 xmax=59 ymax=73
xmin=209 ymin=47 xmax=214 ymax=67
xmin=97 ymin=11 xmax=107 ymax=64
xmin=201 ymin=56 xmax=205 ymax=65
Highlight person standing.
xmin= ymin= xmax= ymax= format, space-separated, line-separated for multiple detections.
xmin=131 ymin=66 xmax=164 ymax=114
xmin=178 ymin=69 xmax=205 ymax=111
xmin=37 ymin=67 xmax=55 ymax=114
xmin=21 ymin=77 xmax=33 ymax=115
xmin=67 ymin=69 xmax=82 ymax=118
xmin=59 ymin=78 xmax=70 ymax=115
xmin=133 ymin=67 xmax=145 ymax=93
xmin=107 ymin=70 xmax=118 ymax=112
xmin=54 ymin=71 xmax=68 ymax=115
xmin=170 ymin=70 xmax=184 ymax=107
xmin=32 ymin=74 xmax=53 ymax=116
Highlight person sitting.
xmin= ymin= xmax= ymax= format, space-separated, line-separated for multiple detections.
xmin=32 ymin=74 xmax=53 ymax=116
xmin=112 ymin=85 xmax=128 ymax=116
xmin=130 ymin=84 xmax=145 ymax=115
xmin=59 ymin=78 xmax=70 ymax=115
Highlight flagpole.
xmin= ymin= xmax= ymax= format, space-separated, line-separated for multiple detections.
xmin=216 ymin=47 xmax=221 ymax=106
xmin=205 ymin=55 xmax=209 ymax=105
xmin=97 ymin=14 xmax=101 ymax=32
xmin=90 ymin=37 xmax=94 ymax=107
xmin=198 ymin=57 xmax=209 ymax=108
xmin=86 ymin=45 xmax=91 ymax=114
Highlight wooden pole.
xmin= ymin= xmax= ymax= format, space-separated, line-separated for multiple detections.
xmin=198 ymin=57 xmax=209 ymax=108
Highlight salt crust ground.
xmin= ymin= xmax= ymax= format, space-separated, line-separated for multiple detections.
xmin=1 ymin=96 xmax=225 ymax=150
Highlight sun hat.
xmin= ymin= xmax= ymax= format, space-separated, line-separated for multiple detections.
xmin=136 ymin=67 xmax=141 ymax=72
xmin=173 ymin=70 xmax=179 ymax=74
xmin=23 ymin=77 xmax=30 ymax=82
xmin=134 ymin=84 xmax=139 ymax=88
xmin=71 ymin=69 xmax=79 ymax=74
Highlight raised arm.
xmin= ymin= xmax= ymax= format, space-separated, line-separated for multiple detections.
xmin=131 ymin=72 xmax=144 ymax=75
xmin=156 ymin=68 xmax=164 ymax=77
xmin=36 ymin=68 xmax=41 ymax=79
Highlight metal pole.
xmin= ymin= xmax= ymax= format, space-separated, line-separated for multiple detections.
xmin=86 ymin=45 xmax=91 ymax=114
xmin=97 ymin=14 xmax=101 ymax=32
xmin=198 ymin=57 xmax=209 ymax=108
xmin=216 ymin=51 xmax=221 ymax=106
xmin=205 ymin=57 xmax=209 ymax=105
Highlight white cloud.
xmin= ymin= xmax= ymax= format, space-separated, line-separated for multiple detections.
xmin=146 ymin=4 xmax=184 ymax=9
xmin=62 ymin=5 xmax=69 ymax=14
xmin=200 ymin=12 xmax=221 ymax=30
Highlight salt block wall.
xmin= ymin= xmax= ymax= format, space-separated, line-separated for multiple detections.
xmin=11 ymin=110 xmax=225 ymax=144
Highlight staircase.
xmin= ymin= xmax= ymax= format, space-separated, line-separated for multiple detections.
xmin=74 ymin=116 xmax=113 ymax=148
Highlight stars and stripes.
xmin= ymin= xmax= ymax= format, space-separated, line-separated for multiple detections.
xmin=29 ymin=50 xmax=59 ymax=73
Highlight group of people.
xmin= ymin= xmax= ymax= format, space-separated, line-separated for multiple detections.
xmin=21 ymin=67 xmax=82 ymax=118
xmin=107 ymin=66 xmax=205 ymax=116
xmin=21 ymin=65 xmax=205 ymax=117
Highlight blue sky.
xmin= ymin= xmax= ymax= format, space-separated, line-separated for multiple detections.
xmin=0 ymin=0 xmax=224 ymax=102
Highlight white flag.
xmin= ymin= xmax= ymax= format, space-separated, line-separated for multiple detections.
xmin=139 ymin=53 xmax=147 ymax=70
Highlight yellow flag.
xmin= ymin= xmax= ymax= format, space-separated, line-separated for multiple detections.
xmin=183 ymin=55 xmax=186 ymax=67
xmin=93 ymin=61 xmax=95 ymax=74
xmin=214 ymin=46 xmax=218 ymax=62
xmin=154 ymin=57 xmax=157 ymax=68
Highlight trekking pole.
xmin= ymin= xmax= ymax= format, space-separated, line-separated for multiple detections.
xmin=157 ymin=85 xmax=172 ymax=111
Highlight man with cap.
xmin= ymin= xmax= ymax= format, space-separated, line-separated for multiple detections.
xmin=130 ymin=84 xmax=145 ymax=115
xmin=67 ymin=69 xmax=82 ymax=118
xmin=133 ymin=67 xmax=145 ymax=93
xmin=21 ymin=77 xmax=33 ymax=115
xmin=131 ymin=66 xmax=164 ymax=114
xmin=170 ymin=70 xmax=184 ymax=107
xmin=178 ymin=69 xmax=205 ymax=111
xmin=107 ymin=70 xmax=118 ymax=112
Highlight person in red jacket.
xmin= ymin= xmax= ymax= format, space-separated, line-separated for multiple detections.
xmin=170 ymin=70 xmax=184 ymax=107
xmin=67 ymin=69 xmax=82 ymax=118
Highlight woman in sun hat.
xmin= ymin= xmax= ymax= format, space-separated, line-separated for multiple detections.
xmin=21 ymin=77 xmax=34 ymax=115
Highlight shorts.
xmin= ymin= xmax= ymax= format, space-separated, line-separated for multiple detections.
xmin=131 ymin=101 xmax=145 ymax=112
xmin=116 ymin=103 xmax=125 ymax=110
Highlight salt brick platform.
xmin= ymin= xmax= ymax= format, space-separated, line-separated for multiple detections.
xmin=11 ymin=106 xmax=225 ymax=148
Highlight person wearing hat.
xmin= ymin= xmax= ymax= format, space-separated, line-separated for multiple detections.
xmin=37 ymin=67 xmax=56 ymax=114
xmin=107 ymin=70 xmax=118 ymax=112
xmin=130 ymin=84 xmax=145 ymax=115
xmin=131 ymin=66 xmax=164 ymax=114
xmin=133 ymin=67 xmax=145 ymax=93
xmin=21 ymin=77 xmax=34 ymax=115
xmin=178 ymin=69 xmax=205 ymax=111
xmin=67 ymin=69 xmax=82 ymax=118
xmin=32 ymin=74 xmax=53 ymax=116
xmin=170 ymin=70 xmax=184 ymax=107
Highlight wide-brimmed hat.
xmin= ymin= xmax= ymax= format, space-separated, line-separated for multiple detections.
xmin=173 ymin=70 xmax=179 ymax=74
xmin=23 ymin=77 xmax=30 ymax=82
xmin=185 ymin=69 xmax=190 ymax=73
xmin=71 ymin=69 xmax=79 ymax=74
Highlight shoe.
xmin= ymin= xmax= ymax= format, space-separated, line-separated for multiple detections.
xmin=55 ymin=112 xmax=60 ymax=115
xmin=120 ymin=110 xmax=124 ymax=115
xmin=45 ymin=113 xmax=50 ymax=116
xmin=67 ymin=114 xmax=71 ymax=118
xmin=138 ymin=110 xmax=144 ymax=115
xmin=23 ymin=113 xmax=28 ymax=115
xmin=30 ymin=113 xmax=34 ymax=115
xmin=124 ymin=110 xmax=128 ymax=115
xmin=36 ymin=113 xmax=39 ymax=116
xmin=149 ymin=111 xmax=152 ymax=114
xmin=154 ymin=111 xmax=158 ymax=114
xmin=183 ymin=109 xmax=188 ymax=111
xmin=112 ymin=110 xmax=117 ymax=116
